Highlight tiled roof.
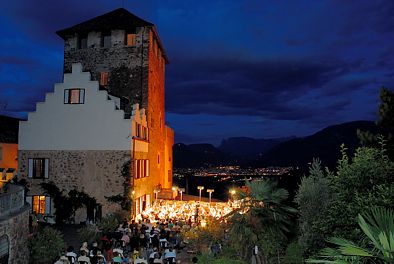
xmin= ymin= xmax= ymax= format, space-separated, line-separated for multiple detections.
xmin=56 ymin=8 xmax=153 ymax=39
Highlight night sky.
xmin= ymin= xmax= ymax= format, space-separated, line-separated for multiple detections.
xmin=0 ymin=1 xmax=393 ymax=145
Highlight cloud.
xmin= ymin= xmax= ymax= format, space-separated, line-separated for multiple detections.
xmin=165 ymin=56 xmax=360 ymax=121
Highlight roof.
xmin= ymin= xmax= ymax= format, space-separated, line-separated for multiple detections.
xmin=56 ymin=8 xmax=153 ymax=38
xmin=56 ymin=8 xmax=169 ymax=63
xmin=0 ymin=115 xmax=21 ymax=144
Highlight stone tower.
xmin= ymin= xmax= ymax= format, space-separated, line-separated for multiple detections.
xmin=56 ymin=8 xmax=168 ymax=119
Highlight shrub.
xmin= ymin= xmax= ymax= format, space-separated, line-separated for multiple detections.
xmin=29 ymin=226 xmax=65 ymax=264
xmin=282 ymin=242 xmax=304 ymax=264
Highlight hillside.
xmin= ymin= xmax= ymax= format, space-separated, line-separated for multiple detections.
xmin=218 ymin=136 xmax=293 ymax=160
xmin=256 ymin=121 xmax=378 ymax=168
xmin=173 ymin=143 xmax=232 ymax=168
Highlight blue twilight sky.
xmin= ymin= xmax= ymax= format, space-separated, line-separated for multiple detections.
xmin=0 ymin=0 xmax=393 ymax=145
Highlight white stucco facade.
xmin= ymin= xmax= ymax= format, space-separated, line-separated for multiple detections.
xmin=19 ymin=63 xmax=133 ymax=151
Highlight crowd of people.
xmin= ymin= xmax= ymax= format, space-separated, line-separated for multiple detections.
xmin=54 ymin=218 xmax=186 ymax=264
xmin=53 ymin=200 xmax=235 ymax=264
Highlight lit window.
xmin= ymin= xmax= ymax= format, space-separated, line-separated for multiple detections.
xmin=32 ymin=196 xmax=47 ymax=215
xmin=134 ymin=159 xmax=149 ymax=179
xmin=28 ymin=158 xmax=49 ymax=179
xmin=64 ymin=89 xmax=85 ymax=104
xmin=126 ymin=33 xmax=136 ymax=46
xmin=100 ymin=72 xmax=109 ymax=86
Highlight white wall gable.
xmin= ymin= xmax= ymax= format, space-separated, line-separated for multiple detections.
xmin=19 ymin=63 xmax=132 ymax=150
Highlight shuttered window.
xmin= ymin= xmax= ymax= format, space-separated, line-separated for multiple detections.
xmin=64 ymin=89 xmax=85 ymax=104
xmin=28 ymin=158 xmax=49 ymax=179
xmin=31 ymin=195 xmax=50 ymax=215
xmin=134 ymin=159 xmax=150 ymax=179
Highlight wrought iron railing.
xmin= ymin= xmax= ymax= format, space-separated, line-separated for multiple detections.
xmin=0 ymin=185 xmax=25 ymax=217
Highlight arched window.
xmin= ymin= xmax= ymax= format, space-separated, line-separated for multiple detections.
xmin=0 ymin=235 xmax=9 ymax=264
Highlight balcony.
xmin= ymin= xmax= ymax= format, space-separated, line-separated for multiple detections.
xmin=0 ymin=184 xmax=25 ymax=218
xmin=133 ymin=137 xmax=149 ymax=153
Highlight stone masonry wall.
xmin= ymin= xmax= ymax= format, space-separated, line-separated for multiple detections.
xmin=0 ymin=206 xmax=30 ymax=264
xmin=63 ymin=28 xmax=151 ymax=114
xmin=19 ymin=150 xmax=131 ymax=218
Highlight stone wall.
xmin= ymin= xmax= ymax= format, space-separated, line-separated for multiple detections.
xmin=63 ymin=27 xmax=151 ymax=113
xmin=19 ymin=150 xmax=130 ymax=220
xmin=0 ymin=206 xmax=30 ymax=264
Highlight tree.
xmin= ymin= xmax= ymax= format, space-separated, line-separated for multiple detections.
xmin=29 ymin=226 xmax=65 ymax=264
xmin=228 ymin=180 xmax=297 ymax=262
xmin=321 ymin=143 xmax=394 ymax=241
xmin=358 ymin=87 xmax=394 ymax=159
xmin=295 ymin=159 xmax=333 ymax=255
xmin=308 ymin=207 xmax=394 ymax=263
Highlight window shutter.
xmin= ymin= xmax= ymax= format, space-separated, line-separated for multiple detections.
xmin=146 ymin=160 xmax=149 ymax=176
xmin=44 ymin=159 xmax=49 ymax=178
xmin=26 ymin=196 xmax=32 ymax=206
xmin=64 ymin=89 xmax=69 ymax=103
xmin=45 ymin=197 xmax=51 ymax=215
xmin=26 ymin=196 xmax=32 ymax=212
xmin=28 ymin=159 xmax=33 ymax=178
xmin=139 ymin=160 xmax=142 ymax=178
xmin=134 ymin=160 xmax=138 ymax=179
xmin=79 ymin=89 xmax=85 ymax=103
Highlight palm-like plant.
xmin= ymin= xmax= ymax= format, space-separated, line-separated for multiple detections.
xmin=228 ymin=180 xmax=297 ymax=261
xmin=308 ymin=207 xmax=394 ymax=263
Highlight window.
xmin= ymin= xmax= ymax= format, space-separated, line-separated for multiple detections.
xmin=135 ymin=124 xmax=148 ymax=140
xmin=78 ymin=34 xmax=88 ymax=49
xmin=64 ymin=89 xmax=85 ymax=104
xmin=142 ymin=127 xmax=148 ymax=140
xmin=136 ymin=124 xmax=141 ymax=138
xmin=33 ymin=196 xmax=46 ymax=214
xmin=28 ymin=158 xmax=49 ymax=179
xmin=100 ymin=72 xmax=109 ymax=86
xmin=168 ymin=170 xmax=172 ymax=183
xmin=102 ymin=31 xmax=111 ymax=48
xmin=126 ymin=33 xmax=136 ymax=46
xmin=134 ymin=159 xmax=149 ymax=179
xmin=28 ymin=195 xmax=51 ymax=215
xmin=0 ymin=235 xmax=9 ymax=264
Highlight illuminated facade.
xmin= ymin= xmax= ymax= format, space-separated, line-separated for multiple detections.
xmin=18 ymin=8 xmax=173 ymax=221
xmin=0 ymin=116 xmax=19 ymax=188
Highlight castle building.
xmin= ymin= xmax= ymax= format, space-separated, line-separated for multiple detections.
xmin=18 ymin=8 xmax=174 ymax=221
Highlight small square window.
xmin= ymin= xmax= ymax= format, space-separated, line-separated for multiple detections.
xmin=126 ymin=34 xmax=136 ymax=46
xmin=102 ymin=32 xmax=111 ymax=48
xmin=64 ymin=89 xmax=85 ymax=104
xmin=78 ymin=35 xmax=88 ymax=49
xmin=100 ymin=72 xmax=109 ymax=86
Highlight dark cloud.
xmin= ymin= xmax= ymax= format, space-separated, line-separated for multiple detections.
xmin=166 ymin=57 xmax=357 ymax=120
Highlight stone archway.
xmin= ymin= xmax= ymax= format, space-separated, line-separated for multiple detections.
xmin=0 ymin=235 xmax=9 ymax=264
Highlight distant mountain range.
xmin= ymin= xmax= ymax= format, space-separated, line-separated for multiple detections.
xmin=173 ymin=121 xmax=378 ymax=169
xmin=219 ymin=136 xmax=294 ymax=160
